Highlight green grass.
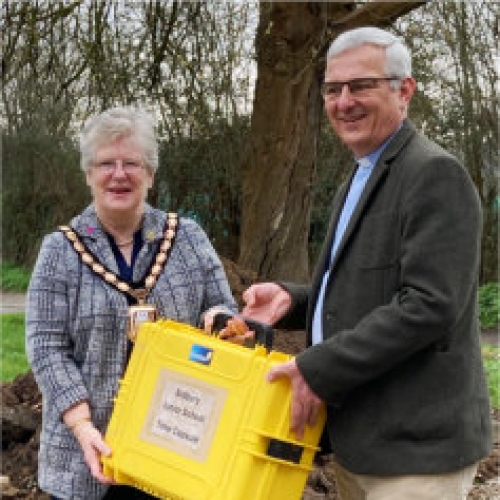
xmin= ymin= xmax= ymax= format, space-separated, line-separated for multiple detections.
xmin=1 ymin=261 xmax=31 ymax=292
xmin=479 ymin=282 xmax=500 ymax=329
xmin=1 ymin=313 xmax=29 ymax=382
xmin=482 ymin=344 xmax=500 ymax=410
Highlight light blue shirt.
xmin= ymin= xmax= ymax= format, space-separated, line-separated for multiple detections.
xmin=311 ymin=131 xmax=399 ymax=345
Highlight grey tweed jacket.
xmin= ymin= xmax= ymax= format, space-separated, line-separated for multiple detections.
xmin=26 ymin=204 xmax=237 ymax=500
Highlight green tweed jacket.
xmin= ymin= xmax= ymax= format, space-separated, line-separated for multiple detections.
xmin=279 ymin=121 xmax=492 ymax=475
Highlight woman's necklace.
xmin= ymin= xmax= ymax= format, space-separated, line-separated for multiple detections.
xmin=97 ymin=215 xmax=141 ymax=249
xmin=116 ymin=239 xmax=134 ymax=248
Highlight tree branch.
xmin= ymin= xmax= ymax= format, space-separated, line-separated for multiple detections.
xmin=330 ymin=1 xmax=428 ymax=31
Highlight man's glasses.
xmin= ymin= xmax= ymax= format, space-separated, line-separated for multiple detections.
xmin=321 ymin=77 xmax=400 ymax=99
xmin=93 ymin=159 xmax=144 ymax=174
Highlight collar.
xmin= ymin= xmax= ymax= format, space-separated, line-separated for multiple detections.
xmin=356 ymin=122 xmax=404 ymax=168
xmin=70 ymin=203 xmax=168 ymax=243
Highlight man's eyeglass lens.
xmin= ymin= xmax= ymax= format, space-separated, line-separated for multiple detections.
xmin=321 ymin=77 xmax=398 ymax=97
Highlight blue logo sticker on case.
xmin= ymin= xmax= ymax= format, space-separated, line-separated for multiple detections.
xmin=189 ymin=344 xmax=213 ymax=365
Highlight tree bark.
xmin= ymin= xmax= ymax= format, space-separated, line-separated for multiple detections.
xmin=238 ymin=1 xmax=427 ymax=281
xmin=239 ymin=2 xmax=340 ymax=281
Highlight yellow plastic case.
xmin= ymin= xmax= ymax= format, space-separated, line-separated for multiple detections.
xmin=102 ymin=319 xmax=326 ymax=500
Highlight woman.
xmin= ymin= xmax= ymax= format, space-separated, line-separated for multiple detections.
xmin=26 ymin=106 xmax=238 ymax=500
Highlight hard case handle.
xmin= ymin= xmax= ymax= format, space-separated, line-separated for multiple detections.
xmin=213 ymin=312 xmax=274 ymax=351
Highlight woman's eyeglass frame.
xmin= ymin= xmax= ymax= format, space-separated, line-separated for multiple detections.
xmin=92 ymin=159 xmax=145 ymax=174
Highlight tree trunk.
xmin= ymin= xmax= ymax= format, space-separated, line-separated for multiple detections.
xmin=238 ymin=3 xmax=335 ymax=281
xmin=238 ymin=1 xmax=427 ymax=281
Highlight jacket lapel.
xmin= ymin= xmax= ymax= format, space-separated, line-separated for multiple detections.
xmin=328 ymin=122 xmax=416 ymax=274
xmin=310 ymin=171 xmax=352 ymax=292
xmin=132 ymin=207 xmax=168 ymax=281
xmin=72 ymin=205 xmax=121 ymax=274
xmin=328 ymin=161 xmax=389 ymax=272
xmin=306 ymin=169 xmax=355 ymax=335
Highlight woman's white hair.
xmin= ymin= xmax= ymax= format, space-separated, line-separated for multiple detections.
xmin=327 ymin=26 xmax=412 ymax=84
xmin=79 ymin=106 xmax=159 ymax=172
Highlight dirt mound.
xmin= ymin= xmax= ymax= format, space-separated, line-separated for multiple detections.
xmin=1 ymin=371 xmax=47 ymax=499
xmin=2 ymin=259 xmax=499 ymax=499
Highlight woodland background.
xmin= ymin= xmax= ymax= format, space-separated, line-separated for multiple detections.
xmin=2 ymin=0 xmax=498 ymax=284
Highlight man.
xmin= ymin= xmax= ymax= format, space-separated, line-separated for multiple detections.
xmin=242 ymin=27 xmax=491 ymax=500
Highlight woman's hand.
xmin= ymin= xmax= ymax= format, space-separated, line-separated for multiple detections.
xmin=203 ymin=308 xmax=255 ymax=345
xmin=202 ymin=306 xmax=226 ymax=334
xmin=64 ymin=403 xmax=114 ymax=484
xmin=242 ymin=283 xmax=292 ymax=326
xmin=72 ymin=420 xmax=114 ymax=484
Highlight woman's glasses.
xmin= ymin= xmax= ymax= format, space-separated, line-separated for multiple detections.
xmin=93 ymin=159 xmax=144 ymax=174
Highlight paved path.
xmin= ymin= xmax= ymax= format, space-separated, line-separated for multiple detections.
xmin=0 ymin=292 xmax=26 ymax=314
xmin=482 ymin=328 xmax=500 ymax=346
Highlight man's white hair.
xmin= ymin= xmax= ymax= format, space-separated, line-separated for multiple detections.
xmin=327 ymin=26 xmax=412 ymax=81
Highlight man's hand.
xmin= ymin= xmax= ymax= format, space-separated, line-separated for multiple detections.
xmin=242 ymin=283 xmax=291 ymax=326
xmin=267 ymin=359 xmax=324 ymax=440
